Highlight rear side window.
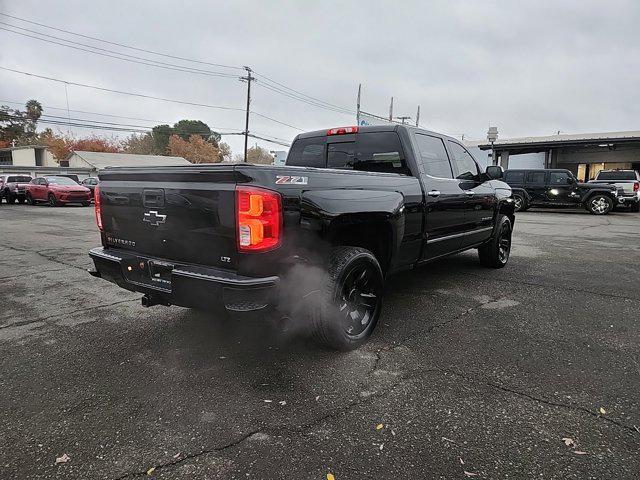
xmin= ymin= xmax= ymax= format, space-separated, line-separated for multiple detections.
xmin=327 ymin=132 xmax=409 ymax=175
xmin=504 ymin=171 xmax=525 ymax=184
xmin=549 ymin=171 xmax=570 ymax=184
xmin=414 ymin=134 xmax=453 ymax=178
xmin=7 ymin=176 xmax=32 ymax=183
xmin=596 ymin=171 xmax=636 ymax=181
xmin=286 ymin=137 xmax=326 ymax=167
xmin=526 ymin=171 xmax=546 ymax=184
xmin=447 ymin=142 xmax=480 ymax=180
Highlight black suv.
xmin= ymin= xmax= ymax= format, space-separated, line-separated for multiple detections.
xmin=504 ymin=169 xmax=620 ymax=215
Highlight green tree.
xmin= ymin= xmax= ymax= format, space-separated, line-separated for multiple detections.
xmin=0 ymin=99 xmax=43 ymax=146
xmin=151 ymin=124 xmax=173 ymax=154
xmin=122 ymin=133 xmax=156 ymax=154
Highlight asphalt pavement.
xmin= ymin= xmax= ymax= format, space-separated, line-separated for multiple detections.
xmin=0 ymin=203 xmax=639 ymax=479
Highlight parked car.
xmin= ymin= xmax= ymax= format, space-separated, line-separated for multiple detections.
xmin=588 ymin=169 xmax=640 ymax=212
xmin=88 ymin=124 xmax=515 ymax=350
xmin=26 ymin=175 xmax=92 ymax=207
xmin=503 ymin=168 xmax=620 ymax=215
xmin=2 ymin=175 xmax=33 ymax=204
xmin=81 ymin=177 xmax=99 ymax=198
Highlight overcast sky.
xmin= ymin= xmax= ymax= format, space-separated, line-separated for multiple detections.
xmin=1 ymin=0 xmax=639 ymax=154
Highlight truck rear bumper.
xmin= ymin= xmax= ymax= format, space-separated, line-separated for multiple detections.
xmin=89 ymin=247 xmax=279 ymax=312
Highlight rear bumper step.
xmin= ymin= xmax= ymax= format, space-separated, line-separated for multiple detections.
xmin=89 ymin=247 xmax=279 ymax=312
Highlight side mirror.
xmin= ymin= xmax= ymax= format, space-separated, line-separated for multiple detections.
xmin=485 ymin=165 xmax=504 ymax=180
xmin=566 ymin=177 xmax=575 ymax=185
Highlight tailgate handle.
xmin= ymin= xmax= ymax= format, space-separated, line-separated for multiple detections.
xmin=143 ymin=189 xmax=165 ymax=208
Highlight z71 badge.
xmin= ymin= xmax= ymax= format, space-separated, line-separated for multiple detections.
xmin=275 ymin=175 xmax=308 ymax=185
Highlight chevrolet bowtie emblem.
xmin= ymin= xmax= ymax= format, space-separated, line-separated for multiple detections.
xmin=143 ymin=210 xmax=167 ymax=226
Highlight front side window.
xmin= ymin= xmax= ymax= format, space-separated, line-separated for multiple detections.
xmin=549 ymin=171 xmax=570 ymax=184
xmin=414 ymin=134 xmax=453 ymax=179
xmin=447 ymin=142 xmax=480 ymax=180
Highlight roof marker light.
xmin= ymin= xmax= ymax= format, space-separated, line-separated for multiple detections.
xmin=327 ymin=126 xmax=359 ymax=136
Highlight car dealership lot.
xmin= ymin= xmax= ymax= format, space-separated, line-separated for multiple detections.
xmin=1 ymin=205 xmax=639 ymax=479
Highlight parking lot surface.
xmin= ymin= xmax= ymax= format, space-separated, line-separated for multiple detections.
xmin=1 ymin=204 xmax=639 ymax=479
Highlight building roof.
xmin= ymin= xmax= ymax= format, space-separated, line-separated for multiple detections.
xmin=0 ymin=144 xmax=48 ymax=152
xmin=478 ymin=130 xmax=640 ymax=150
xmin=69 ymin=151 xmax=190 ymax=169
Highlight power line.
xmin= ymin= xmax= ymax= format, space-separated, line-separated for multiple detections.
xmin=0 ymin=25 xmax=238 ymax=79
xmin=0 ymin=67 xmax=303 ymax=131
xmin=0 ymin=13 xmax=354 ymax=117
xmin=253 ymin=70 xmax=355 ymax=114
xmin=3 ymin=113 xmax=290 ymax=146
xmin=0 ymin=12 xmax=243 ymax=70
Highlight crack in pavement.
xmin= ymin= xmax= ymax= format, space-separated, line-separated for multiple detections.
xmin=0 ymin=244 xmax=88 ymax=272
xmin=113 ymin=356 xmax=409 ymax=479
xmin=0 ymin=267 xmax=69 ymax=281
xmin=420 ymin=367 xmax=640 ymax=437
xmin=0 ymin=298 xmax=139 ymax=330
xmin=468 ymin=272 xmax=640 ymax=302
xmin=114 ymin=377 xmax=409 ymax=478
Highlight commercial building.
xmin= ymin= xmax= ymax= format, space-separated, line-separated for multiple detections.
xmin=0 ymin=147 xmax=190 ymax=180
xmin=477 ymin=130 xmax=640 ymax=181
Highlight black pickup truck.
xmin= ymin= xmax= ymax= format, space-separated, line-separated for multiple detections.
xmin=89 ymin=125 xmax=515 ymax=350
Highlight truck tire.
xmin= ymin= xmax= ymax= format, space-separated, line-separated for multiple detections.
xmin=6 ymin=191 xmax=15 ymax=204
xmin=26 ymin=193 xmax=35 ymax=205
xmin=310 ymin=246 xmax=384 ymax=351
xmin=586 ymin=195 xmax=612 ymax=215
xmin=512 ymin=193 xmax=527 ymax=212
xmin=478 ymin=214 xmax=512 ymax=268
xmin=631 ymin=202 xmax=640 ymax=213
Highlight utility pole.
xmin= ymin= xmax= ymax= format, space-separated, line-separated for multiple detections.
xmin=389 ymin=97 xmax=394 ymax=122
xmin=415 ymin=105 xmax=420 ymax=127
xmin=356 ymin=83 xmax=361 ymax=125
xmin=240 ymin=66 xmax=255 ymax=162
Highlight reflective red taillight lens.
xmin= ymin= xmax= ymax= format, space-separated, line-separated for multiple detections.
xmin=94 ymin=184 xmax=103 ymax=231
xmin=236 ymin=186 xmax=281 ymax=252
xmin=634 ymin=182 xmax=639 ymax=192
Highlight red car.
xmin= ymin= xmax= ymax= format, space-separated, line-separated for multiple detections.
xmin=26 ymin=176 xmax=92 ymax=207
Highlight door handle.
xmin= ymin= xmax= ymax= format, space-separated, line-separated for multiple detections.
xmin=464 ymin=190 xmax=475 ymax=195
xmin=427 ymin=190 xmax=441 ymax=197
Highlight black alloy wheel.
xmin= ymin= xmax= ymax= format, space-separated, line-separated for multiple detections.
xmin=337 ymin=261 xmax=383 ymax=338
xmin=478 ymin=214 xmax=512 ymax=268
xmin=48 ymin=193 xmax=58 ymax=207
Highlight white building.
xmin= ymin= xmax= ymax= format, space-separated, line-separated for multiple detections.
xmin=63 ymin=151 xmax=190 ymax=172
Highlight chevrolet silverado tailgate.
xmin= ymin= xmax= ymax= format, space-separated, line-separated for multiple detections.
xmin=97 ymin=165 xmax=238 ymax=270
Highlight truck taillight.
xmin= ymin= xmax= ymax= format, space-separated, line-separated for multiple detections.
xmin=94 ymin=185 xmax=103 ymax=231
xmin=236 ymin=186 xmax=281 ymax=252
xmin=634 ymin=182 xmax=639 ymax=192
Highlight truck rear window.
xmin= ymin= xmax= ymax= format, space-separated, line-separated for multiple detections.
xmin=7 ymin=176 xmax=32 ymax=183
xmin=286 ymin=132 xmax=409 ymax=175
xmin=596 ymin=171 xmax=636 ymax=180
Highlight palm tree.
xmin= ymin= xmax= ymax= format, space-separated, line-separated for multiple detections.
xmin=25 ymin=99 xmax=43 ymax=122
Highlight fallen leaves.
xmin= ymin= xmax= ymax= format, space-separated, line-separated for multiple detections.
xmin=147 ymin=466 xmax=156 ymax=475
xmin=574 ymin=451 xmax=588 ymax=455
xmin=326 ymin=474 xmax=335 ymax=480
xmin=562 ymin=437 xmax=575 ymax=447
xmin=375 ymin=423 xmax=384 ymax=430
xmin=599 ymin=407 xmax=607 ymax=415
xmin=464 ymin=471 xmax=478 ymax=477
xmin=55 ymin=453 xmax=70 ymax=465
